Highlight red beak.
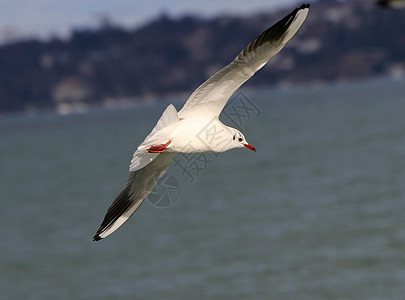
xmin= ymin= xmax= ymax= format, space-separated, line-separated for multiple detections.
xmin=243 ymin=143 xmax=256 ymax=152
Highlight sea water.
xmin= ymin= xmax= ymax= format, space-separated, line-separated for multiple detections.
xmin=1 ymin=77 xmax=405 ymax=299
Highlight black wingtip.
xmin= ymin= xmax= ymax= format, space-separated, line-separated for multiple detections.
xmin=237 ymin=2 xmax=310 ymax=59
xmin=290 ymin=4 xmax=310 ymax=17
xmin=93 ymin=234 xmax=102 ymax=242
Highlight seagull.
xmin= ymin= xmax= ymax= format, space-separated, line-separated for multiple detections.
xmin=93 ymin=4 xmax=310 ymax=241
xmin=377 ymin=0 xmax=405 ymax=8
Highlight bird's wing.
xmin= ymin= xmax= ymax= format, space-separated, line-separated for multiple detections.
xmin=93 ymin=152 xmax=177 ymax=241
xmin=129 ymin=104 xmax=179 ymax=172
xmin=178 ymin=4 xmax=309 ymax=119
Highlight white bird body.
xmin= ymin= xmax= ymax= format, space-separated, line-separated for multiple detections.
xmin=169 ymin=117 xmax=238 ymax=153
xmin=93 ymin=4 xmax=310 ymax=241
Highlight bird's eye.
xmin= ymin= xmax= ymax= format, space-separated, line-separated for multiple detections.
xmin=233 ymin=135 xmax=236 ymax=140
xmin=238 ymin=137 xmax=243 ymax=142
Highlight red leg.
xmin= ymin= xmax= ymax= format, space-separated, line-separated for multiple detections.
xmin=147 ymin=140 xmax=171 ymax=153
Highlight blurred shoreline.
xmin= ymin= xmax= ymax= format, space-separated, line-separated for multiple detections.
xmin=1 ymin=0 xmax=405 ymax=114
xmin=0 ymin=74 xmax=403 ymax=121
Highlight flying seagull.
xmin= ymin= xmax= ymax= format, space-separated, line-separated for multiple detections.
xmin=93 ymin=4 xmax=310 ymax=241
xmin=377 ymin=0 xmax=405 ymax=8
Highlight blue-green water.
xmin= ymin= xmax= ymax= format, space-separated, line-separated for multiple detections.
xmin=1 ymin=78 xmax=405 ymax=299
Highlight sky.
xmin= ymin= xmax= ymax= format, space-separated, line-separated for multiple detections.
xmin=0 ymin=0 xmax=302 ymax=42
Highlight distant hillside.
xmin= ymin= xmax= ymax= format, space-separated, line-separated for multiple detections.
xmin=0 ymin=0 xmax=404 ymax=113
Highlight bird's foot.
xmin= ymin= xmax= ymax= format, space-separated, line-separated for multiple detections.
xmin=147 ymin=140 xmax=171 ymax=153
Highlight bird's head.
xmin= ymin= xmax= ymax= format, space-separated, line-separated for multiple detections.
xmin=231 ymin=129 xmax=256 ymax=152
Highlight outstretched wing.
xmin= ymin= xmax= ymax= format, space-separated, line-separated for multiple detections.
xmin=93 ymin=152 xmax=177 ymax=241
xmin=178 ymin=4 xmax=309 ymax=119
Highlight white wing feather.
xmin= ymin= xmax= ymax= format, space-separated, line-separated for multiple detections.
xmin=178 ymin=4 xmax=309 ymax=119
